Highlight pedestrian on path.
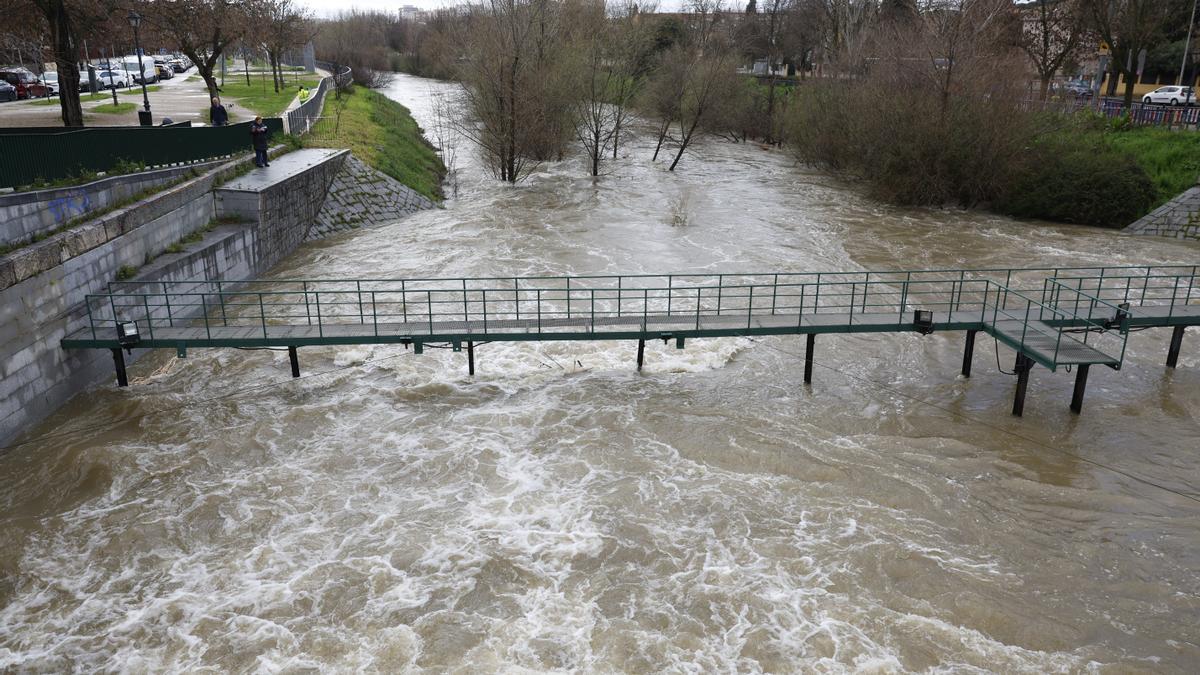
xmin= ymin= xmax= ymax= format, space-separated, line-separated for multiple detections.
xmin=250 ymin=116 xmax=271 ymax=168
xmin=210 ymin=97 xmax=229 ymax=126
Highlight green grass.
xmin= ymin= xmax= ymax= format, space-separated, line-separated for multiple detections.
xmin=218 ymin=76 xmax=321 ymax=117
xmin=92 ymin=102 xmax=136 ymax=114
xmin=304 ymin=86 xmax=446 ymax=201
xmin=1104 ymin=128 xmax=1200 ymax=207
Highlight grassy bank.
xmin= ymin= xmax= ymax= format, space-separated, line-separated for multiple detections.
xmin=220 ymin=76 xmax=321 ymax=118
xmin=1105 ymin=128 xmax=1200 ymax=207
xmin=304 ymin=85 xmax=445 ymax=201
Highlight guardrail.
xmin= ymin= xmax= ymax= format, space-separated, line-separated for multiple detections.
xmin=285 ymin=62 xmax=352 ymax=136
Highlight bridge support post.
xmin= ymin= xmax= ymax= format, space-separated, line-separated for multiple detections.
xmin=467 ymin=340 xmax=475 ymax=376
xmin=804 ymin=334 xmax=815 ymax=384
xmin=961 ymin=330 xmax=977 ymax=378
xmin=1012 ymin=353 xmax=1032 ymax=417
xmin=288 ymin=346 xmax=300 ymax=378
xmin=111 ymin=348 xmax=128 ymax=387
xmin=1069 ymin=364 xmax=1090 ymax=414
xmin=637 ymin=338 xmax=645 ymax=371
xmin=1167 ymin=326 xmax=1185 ymax=369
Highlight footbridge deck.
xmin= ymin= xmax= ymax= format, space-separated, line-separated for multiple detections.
xmin=62 ymin=265 xmax=1199 ymax=416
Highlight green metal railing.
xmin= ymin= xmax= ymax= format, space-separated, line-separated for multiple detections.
xmin=0 ymin=119 xmax=284 ymax=189
xmin=65 ymin=265 xmax=1189 ymax=370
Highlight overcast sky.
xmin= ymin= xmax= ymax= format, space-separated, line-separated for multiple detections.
xmin=296 ymin=0 xmax=455 ymax=17
xmin=296 ymin=0 xmax=687 ymax=18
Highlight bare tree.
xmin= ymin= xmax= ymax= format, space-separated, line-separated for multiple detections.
xmin=14 ymin=0 xmax=117 ymax=126
xmin=1018 ymin=0 xmax=1087 ymax=99
xmin=260 ymin=0 xmax=312 ymax=93
xmin=454 ymin=0 xmax=575 ymax=182
xmin=1085 ymin=0 xmax=1173 ymax=106
xmin=140 ymin=0 xmax=249 ymax=99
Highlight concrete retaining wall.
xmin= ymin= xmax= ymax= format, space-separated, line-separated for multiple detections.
xmin=0 ymin=147 xmax=340 ymax=447
xmin=1125 ymin=180 xmax=1200 ymax=241
xmin=0 ymin=162 xmax=221 ymax=250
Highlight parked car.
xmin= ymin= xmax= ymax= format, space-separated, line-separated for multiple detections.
xmin=0 ymin=79 xmax=16 ymax=102
xmin=95 ymin=71 xmax=128 ymax=88
xmin=1063 ymin=81 xmax=1093 ymax=98
xmin=169 ymin=58 xmax=186 ymax=73
xmin=0 ymin=69 xmax=50 ymax=99
xmin=155 ymin=63 xmax=173 ymax=80
xmin=1142 ymin=86 xmax=1196 ymax=106
xmin=40 ymin=71 xmax=60 ymax=95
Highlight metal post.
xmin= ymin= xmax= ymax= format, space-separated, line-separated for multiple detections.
xmin=109 ymin=347 xmax=130 ymax=387
xmin=288 ymin=346 xmax=300 ymax=378
xmin=637 ymin=338 xmax=645 ymax=371
xmin=1070 ymin=364 xmax=1090 ymax=414
xmin=1167 ymin=325 xmax=1185 ymax=368
xmin=804 ymin=333 xmax=815 ymax=384
xmin=1012 ymin=353 xmax=1032 ymax=417
xmin=961 ymin=329 xmax=977 ymax=378
xmin=467 ymin=340 xmax=475 ymax=376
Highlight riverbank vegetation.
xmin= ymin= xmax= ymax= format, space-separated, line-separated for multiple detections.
xmin=303 ymin=86 xmax=446 ymax=201
xmin=312 ymin=0 xmax=1195 ymax=227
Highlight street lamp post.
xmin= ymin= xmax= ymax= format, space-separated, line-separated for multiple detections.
xmin=128 ymin=10 xmax=152 ymax=126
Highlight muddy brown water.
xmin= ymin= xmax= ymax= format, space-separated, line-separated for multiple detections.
xmin=1 ymin=74 xmax=1197 ymax=672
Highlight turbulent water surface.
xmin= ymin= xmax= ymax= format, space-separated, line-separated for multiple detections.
xmin=1 ymin=74 xmax=1199 ymax=672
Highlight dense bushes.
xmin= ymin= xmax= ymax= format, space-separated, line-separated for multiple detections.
xmin=996 ymin=136 xmax=1158 ymax=228
xmin=787 ymin=82 xmax=1034 ymax=208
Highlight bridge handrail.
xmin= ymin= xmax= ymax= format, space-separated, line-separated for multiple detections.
xmin=104 ymin=264 xmax=1200 ymax=292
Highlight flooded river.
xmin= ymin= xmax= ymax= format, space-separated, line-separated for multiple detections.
xmin=1 ymin=74 xmax=1198 ymax=672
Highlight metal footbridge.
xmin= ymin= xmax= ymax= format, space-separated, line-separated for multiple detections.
xmin=62 ymin=265 xmax=1199 ymax=416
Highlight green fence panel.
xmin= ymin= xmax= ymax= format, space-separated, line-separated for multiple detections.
xmin=0 ymin=118 xmax=283 ymax=188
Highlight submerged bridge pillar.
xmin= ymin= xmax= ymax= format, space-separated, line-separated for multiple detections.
xmin=1167 ymin=326 xmax=1186 ymax=369
xmin=961 ymin=330 xmax=977 ymax=378
xmin=1070 ymin=365 xmax=1091 ymax=414
xmin=1012 ymin=353 xmax=1033 ymax=417
xmin=804 ymin=334 xmax=815 ymax=384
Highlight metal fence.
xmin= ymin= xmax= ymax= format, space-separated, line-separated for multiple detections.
xmin=0 ymin=119 xmax=284 ymax=190
xmin=1018 ymin=97 xmax=1200 ymax=129
xmin=285 ymin=62 xmax=352 ymax=137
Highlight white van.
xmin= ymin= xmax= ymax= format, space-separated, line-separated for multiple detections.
xmin=122 ymin=55 xmax=158 ymax=85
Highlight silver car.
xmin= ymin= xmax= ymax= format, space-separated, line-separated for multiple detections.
xmin=0 ymin=79 xmax=15 ymax=102
xmin=1142 ymin=86 xmax=1196 ymax=106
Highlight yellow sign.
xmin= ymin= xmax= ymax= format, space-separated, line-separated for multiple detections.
xmin=1099 ymin=42 xmax=1110 ymax=55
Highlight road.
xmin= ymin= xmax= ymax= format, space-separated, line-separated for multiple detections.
xmin=0 ymin=65 xmax=302 ymax=128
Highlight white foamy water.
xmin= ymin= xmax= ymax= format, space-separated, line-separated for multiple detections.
xmin=1 ymin=74 xmax=1198 ymax=672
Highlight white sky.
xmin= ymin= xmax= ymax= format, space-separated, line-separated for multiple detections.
xmin=295 ymin=0 xmax=458 ymax=17
xmin=296 ymin=0 xmax=687 ymax=18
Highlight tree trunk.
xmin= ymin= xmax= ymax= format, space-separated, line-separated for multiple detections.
xmin=765 ymin=76 xmax=777 ymax=143
xmin=41 ymin=0 xmax=83 ymax=126
xmin=652 ymin=117 xmax=672 ymax=161
xmin=1039 ymin=75 xmax=1050 ymax=100
xmin=669 ymin=117 xmax=702 ymax=171
xmin=1123 ymin=72 xmax=1137 ymax=107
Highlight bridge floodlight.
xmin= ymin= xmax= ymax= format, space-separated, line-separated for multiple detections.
xmin=116 ymin=321 xmax=140 ymax=349
xmin=913 ymin=309 xmax=934 ymax=335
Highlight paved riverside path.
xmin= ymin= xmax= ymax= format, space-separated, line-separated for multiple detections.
xmin=218 ymin=148 xmax=345 ymax=191
xmin=63 ymin=265 xmax=1199 ymax=416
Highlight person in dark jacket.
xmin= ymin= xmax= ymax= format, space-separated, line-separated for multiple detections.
xmin=250 ymin=116 xmax=270 ymax=167
xmin=210 ymin=97 xmax=228 ymax=126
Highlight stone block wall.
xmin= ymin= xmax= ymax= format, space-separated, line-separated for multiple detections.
xmin=0 ymin=162 xmax=220 ymax=249
xmin=308 ymin=155 xmax=436 ymax=240
xmin=1124 ymin=182 xmax=1200 ymax=241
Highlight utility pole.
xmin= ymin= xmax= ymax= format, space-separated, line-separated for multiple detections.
xmin=1181 ymin=0 xmax=1198 ymax=87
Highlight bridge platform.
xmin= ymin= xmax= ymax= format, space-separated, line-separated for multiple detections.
xmin=61 ymin=265 xmax=1199 ymax=417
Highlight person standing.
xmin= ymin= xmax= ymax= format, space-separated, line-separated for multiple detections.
xmin=250 ymin=116 xmax=271 ymax=168
xmin=210 ymin=96 xmax=228 ymax=126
